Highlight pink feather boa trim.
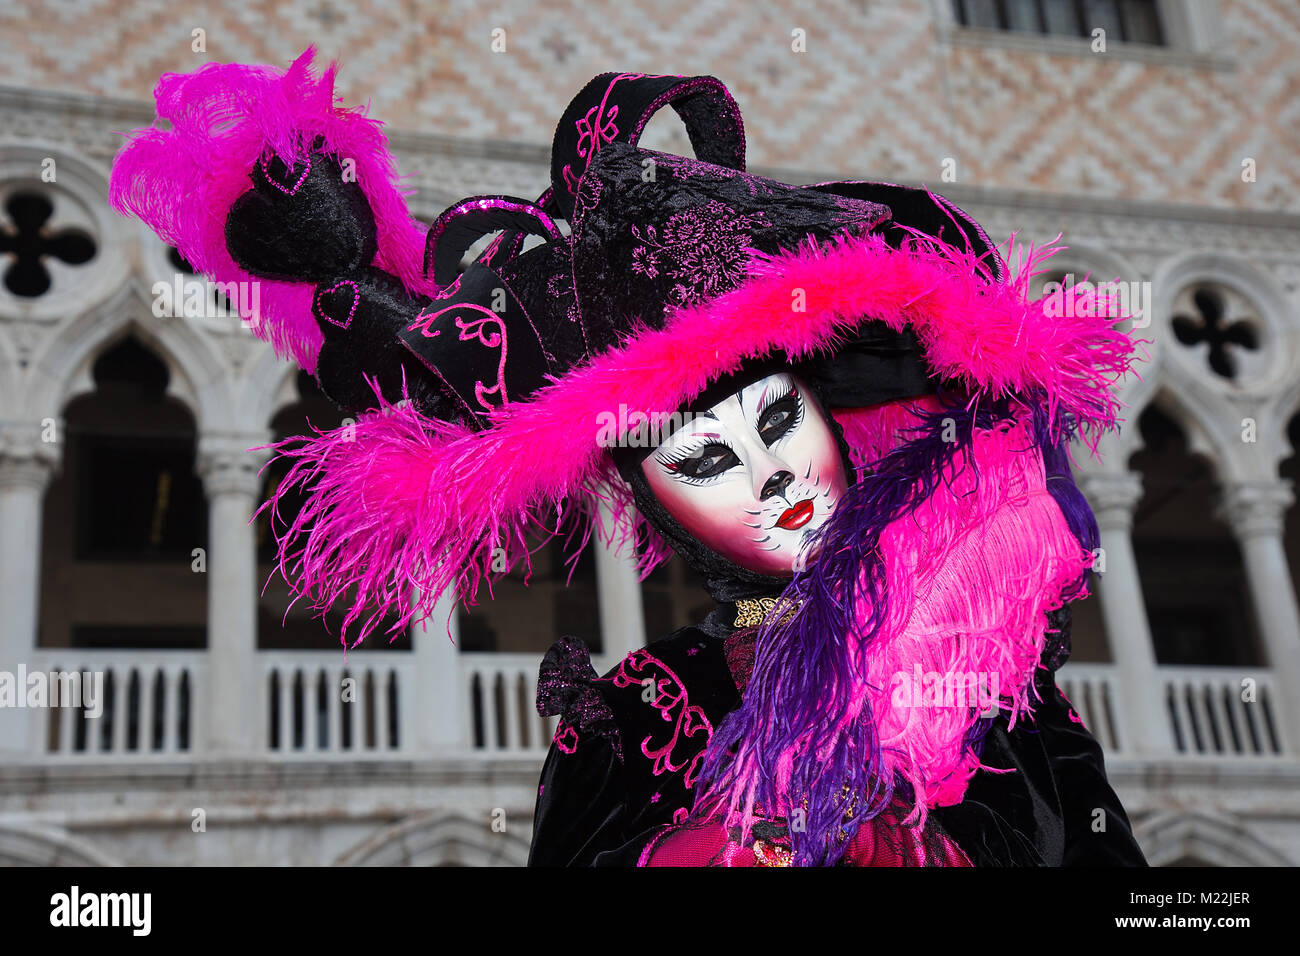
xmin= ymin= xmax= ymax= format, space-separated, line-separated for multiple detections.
xmin=261 ymin=229 xmax=1139 ymax=647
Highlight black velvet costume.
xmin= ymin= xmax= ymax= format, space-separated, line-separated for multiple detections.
xmin=529 ymin=602 xmax=1147 ymax=866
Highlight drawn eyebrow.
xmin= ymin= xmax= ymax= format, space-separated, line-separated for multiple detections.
xmin=661 ymin=428 xmax=724 ymax=452
xmin=745 ymin=375 xmax=787 ymax=419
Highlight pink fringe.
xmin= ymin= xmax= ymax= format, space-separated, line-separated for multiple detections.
xmin=737 ymin=408 xmax=1092 ymax=836
xmin=830 ymin=395 xmax=948 ymax=473
xmin=108 ymin=46 xmax=437 ymax=372
xmin=861 ymin=412 xmax=1093 ymax=820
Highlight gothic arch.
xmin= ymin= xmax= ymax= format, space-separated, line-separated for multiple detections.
xmin=245 ymin=344 xmax=304 ymax=431
xmin=1126 ymin=384 xmax=1238 ymax=481
xmin=1136 ymin=810 xmax=1293 ymax=867
xmin=25 ymin=280 xmax=231 ymax=435
xmin=334 ymin=811 xmax=531 ymax=867
xmin=1074 ymin=377 xmax=1226 ymax=488
xmin=0 ymin=823 xmax=119 ymax=866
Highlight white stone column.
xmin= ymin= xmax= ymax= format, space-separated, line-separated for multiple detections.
xmin=411 ymin=584 xmax=462 ymax=751
xmin=592 ymin=493 xmax=647 ymax=667
xmin=0 ymin=435 xmax=57 ymax=759
xmin=197 ymin=435 xmax=269 ymax=757
xmin=1217 ymin=480 xmax=1300 ymax=749
xmin=1079 ymin=472 xmax=1174 ymax=755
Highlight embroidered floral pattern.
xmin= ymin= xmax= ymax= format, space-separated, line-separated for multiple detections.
xmin=652 ymin=151 xmax=782 ymax=201
xmin=406 ymin=303 xmax=510 ymax=413
xmin=553 ymin=723 xmax=580 ymax=754
xmin=629 ymin=199 xmax=772 ymax=308
xmin=602 ymin=648 xmax=714 ymax=788
xmin=630 ymin=246 xmax=659 ymax=278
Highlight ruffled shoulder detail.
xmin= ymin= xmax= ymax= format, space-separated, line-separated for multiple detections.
xmin=536 ymin=636 xmax=623 ymax=761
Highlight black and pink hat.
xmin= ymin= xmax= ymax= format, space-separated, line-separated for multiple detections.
xmin=108 ymin=51 xmax=1137 ymax=644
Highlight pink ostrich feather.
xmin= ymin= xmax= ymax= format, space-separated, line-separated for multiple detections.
xmin=850 ymin=413 xmax=1092 ymax=815
xmin=262 ymin=228 xmax=1141 ymax=648
xmin=830 ymin=399 xmax=937 ymax=474
xmin=108 ymin=46 xmax=436 ymax=372
xmin=716 ymin=406 xmax=1095 ymax=845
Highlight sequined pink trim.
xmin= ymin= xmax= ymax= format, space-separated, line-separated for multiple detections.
xmin=260 ymin=150 xmax=310 ymax=195
xmin=553 ymin=722 xmax=579 ymax=754
xmin=628 ymin=76 xmax=747 ymax=169
xmin=426 ymin=195 xmax=564 ymax=285
xmin=313 ymin=278 xmax=360 ymax=329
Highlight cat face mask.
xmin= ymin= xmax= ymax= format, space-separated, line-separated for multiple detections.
xmin=641 ymin=372 xmax=849 ymax=576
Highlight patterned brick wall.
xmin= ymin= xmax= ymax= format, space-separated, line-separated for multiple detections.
xmin=0 ymin=0 xmax=1296 ymax=210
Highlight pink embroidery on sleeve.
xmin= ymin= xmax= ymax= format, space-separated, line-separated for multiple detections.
xmin=604 ymin=649 xmax=715 ymax=788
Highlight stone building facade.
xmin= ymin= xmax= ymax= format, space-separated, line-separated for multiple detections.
xmin=0 ymin=0 xmax=1298 ymax=865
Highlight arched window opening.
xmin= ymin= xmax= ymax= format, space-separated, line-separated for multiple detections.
xmin=39 ymin=335 xmax=207 ymax=650
xmin=1129 ymin=404 xmax=1264 ymax=666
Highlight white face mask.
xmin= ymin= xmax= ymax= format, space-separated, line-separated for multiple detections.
xmin=641 ymin=372 xmax=849 ymax=576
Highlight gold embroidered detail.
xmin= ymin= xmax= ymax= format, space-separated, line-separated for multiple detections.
xmin=732 ymin=596 xmax=801 ymax=628
xmin=733 ymin=596 xmax=778 ymax=627
xmin=752 ymin=840 xmax=794 ymax=866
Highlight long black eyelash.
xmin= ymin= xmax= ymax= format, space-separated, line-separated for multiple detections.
xmin=658 ymin=384 xmax=803 ymax=471
xmin=756 ymin=379 xmax=795 ymax=418
xmin=762 ymin=386 xmax=805 ymax=440
xmin=659 ymin=439 xmax=738 ymax=469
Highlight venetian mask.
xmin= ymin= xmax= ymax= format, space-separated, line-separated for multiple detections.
xmin=641 ymin=372 xmax=849 ymax=576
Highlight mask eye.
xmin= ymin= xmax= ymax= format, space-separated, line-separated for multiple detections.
xmin=757 ymin=388 xmax=802 ymax=445
xmin=664 ymin=442 xmax=740 ymax=480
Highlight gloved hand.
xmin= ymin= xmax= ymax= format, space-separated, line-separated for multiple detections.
xmin=225 ymin=138 xmax=450 ymax=416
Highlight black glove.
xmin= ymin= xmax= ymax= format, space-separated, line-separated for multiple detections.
xmin=225 ymin=138 xmax=455 ymax=418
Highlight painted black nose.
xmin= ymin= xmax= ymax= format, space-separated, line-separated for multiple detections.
xmin=761 ymin=470 xmax=794 ymax=500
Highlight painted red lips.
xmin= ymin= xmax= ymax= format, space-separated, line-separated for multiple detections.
xmin=776 ymin=498 xmax=815 ymax=530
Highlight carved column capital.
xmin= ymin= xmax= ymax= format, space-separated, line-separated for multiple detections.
xmin=196 ymin=432 xmax=272 ymax=498
xmin=1077 ymin=471 xmax=1145 ymax=532
xmin=0 ymin=421 xmax=61 ymax=492
xmin=1217 ymin=480 xmax=1294 ymax=540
